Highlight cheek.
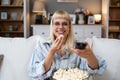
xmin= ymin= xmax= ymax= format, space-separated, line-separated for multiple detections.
xmin=53 ymin=27 xmax=58 ymax=36
xmin=53 ymin=28 xmax=56 ymax=34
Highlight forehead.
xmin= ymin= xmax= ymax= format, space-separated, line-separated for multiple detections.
xmin=53 ymin=18 xmax=69 ymax=22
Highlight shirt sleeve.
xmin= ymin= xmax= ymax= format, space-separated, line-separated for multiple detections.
xmin=79 ymin=55 xmax=107 ymax=75
xmin=28 ymin=40 xmax=55 ymax=80
xmin=87 ymin=55 xmax=107 ymax=75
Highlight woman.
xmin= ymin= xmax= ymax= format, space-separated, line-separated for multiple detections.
xmin=28 ymin=10 xmax=106 ymax=80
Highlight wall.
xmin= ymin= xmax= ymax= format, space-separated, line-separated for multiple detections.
xmin=30 ymin=0 xmax=102 ymax=24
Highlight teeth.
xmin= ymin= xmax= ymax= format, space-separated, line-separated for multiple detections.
xmin=56 ymin=30 xmax=65 ymax=34
xmin=59 ymin=31 xmax=64 ymax=32
xmin=58 ymin=31 xmax=64 ymax=33
xmin=58 ymin=33 xmax=63 ymax=34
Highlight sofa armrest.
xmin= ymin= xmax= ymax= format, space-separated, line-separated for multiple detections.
xmin=0 ymin=54 xmax=4 ymax=66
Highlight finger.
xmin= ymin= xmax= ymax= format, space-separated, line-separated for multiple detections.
xmin=73 ymin=48 xmax=85 ymax=53
xmin=54 ymin=37 xmax=60 ymax=43
xmin=54 ymin=36 xmax=62 ymax=45
xmin=51 ymin=38 xmax=61 ymax=51
xmin=84 ymin=42 xmax=90 ymax=49
xmin=56 ymin=36 xmax=64 ymax=49
xmin=84 ymin=42 xmax=88 ymax=45
xmin=54 ymin=36 xmax=64 ymax=50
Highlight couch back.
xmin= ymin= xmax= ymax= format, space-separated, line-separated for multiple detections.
xmin=86 ymin=37 xmax=120 ymax=80
xmin=0 ymin=36 xmax=42 ymax=80
xmin=0 ymin=36 xmax=120 ymax=80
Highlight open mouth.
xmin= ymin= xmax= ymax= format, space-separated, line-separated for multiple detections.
xmin=56 ymin=30 xmax=65 ymax=35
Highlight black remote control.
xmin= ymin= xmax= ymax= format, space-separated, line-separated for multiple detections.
xmin=75 ymin=42 xmax=86 ymax=49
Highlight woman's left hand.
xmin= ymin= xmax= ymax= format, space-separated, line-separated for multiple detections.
xmin=73 ymin=42 xmax=93 ymax=59
xmin=73 ymin=42 xmax=99 ymax=69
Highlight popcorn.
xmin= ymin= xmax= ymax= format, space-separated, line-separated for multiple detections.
xmin=58 ymin=35 xmax=64 ymax=39
xmin=53 ymin=68 xmax=89 ymax=80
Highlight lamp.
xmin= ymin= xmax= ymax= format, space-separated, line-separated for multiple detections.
xmin=33 ymin=0 xmax=45 ymax=24
xmin=94 ymin=14 xmax=101 ymax=24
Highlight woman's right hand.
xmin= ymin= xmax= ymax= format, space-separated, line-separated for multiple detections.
xmin=44 ymin=35 xmax=64 ymax=72
xmin=50 ymin=35 xmax=64 ymax=54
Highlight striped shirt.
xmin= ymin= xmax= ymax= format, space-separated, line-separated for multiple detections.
xmin=28 ymin=38 xmax=106 ymax=80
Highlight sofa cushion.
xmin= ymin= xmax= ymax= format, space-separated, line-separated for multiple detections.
xmin=90 ymin=37 xmax=120 ymax=80
xmin=0 ymin=35 xmax=42 ymax=80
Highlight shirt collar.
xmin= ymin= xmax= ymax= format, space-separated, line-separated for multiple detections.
xmin=43 ymin=38 xmax=52 ymax=44
xmin=55 ymin=48 xmax=70 ymax=59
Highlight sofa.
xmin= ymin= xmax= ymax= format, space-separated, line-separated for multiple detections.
xmin=0 ymin=35 xmax=41 ymax=80
xmin=0 ymin=35 xmax=120 ymax=80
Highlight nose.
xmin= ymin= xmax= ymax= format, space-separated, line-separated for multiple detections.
xmin=58 ymin=24 xmax=64 ymax=28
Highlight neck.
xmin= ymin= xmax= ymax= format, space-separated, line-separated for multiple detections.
xmin=58 ymin=45 xmax=65 ymax=56
xmin=62 ymin=37 xmax=67 ymax=45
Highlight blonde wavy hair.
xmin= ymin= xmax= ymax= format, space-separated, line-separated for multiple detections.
xmin=49 ymin=10 xmax=75 ymax=53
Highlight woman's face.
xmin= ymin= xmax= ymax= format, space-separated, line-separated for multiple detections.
xmin=52 ymin=18 xmax=70 ymax=39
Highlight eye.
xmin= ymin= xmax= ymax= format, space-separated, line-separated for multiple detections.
xmin=54 ymin=22 xmax=60 ymax=26
xmin=62 ymin=22 xmax=68 ymax=26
